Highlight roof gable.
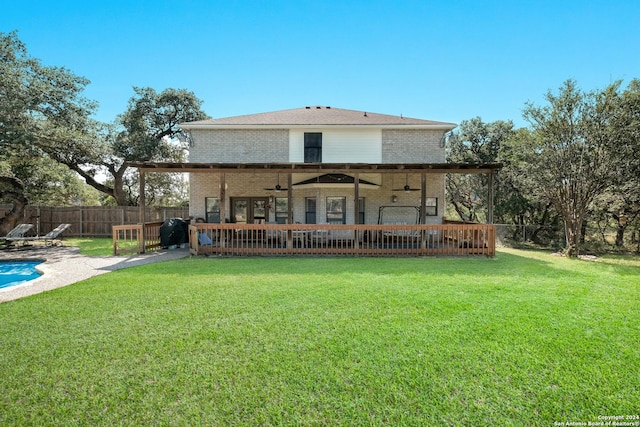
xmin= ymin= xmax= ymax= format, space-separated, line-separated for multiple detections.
xmin=181 ymin=106 xmax=456 ymax=128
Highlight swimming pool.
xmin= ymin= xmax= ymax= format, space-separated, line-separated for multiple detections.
xmin=0 ymin=261 xmax=43 ymax=289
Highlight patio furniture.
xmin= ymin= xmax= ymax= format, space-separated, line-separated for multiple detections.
xmin=38 ymin=224 xmax=71 ymax=246
xmin=4 ymin=224 xmax=70 ymax=247
xmin=1 ymin=224 xmax=35 ymax=245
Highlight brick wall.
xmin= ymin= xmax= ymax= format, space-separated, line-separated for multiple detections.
xmin=381 ymin=129 xmax=446 ymax=163
xmin=188 ymin=127 xmax=447 ymax=223
xmin=189 ymin=129 xmax=289 ymax=162
xmin=190 ymin=171 xmax=445 ymax=225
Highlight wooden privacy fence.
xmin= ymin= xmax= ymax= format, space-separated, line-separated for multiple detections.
xmin=188 ymin=223 xmax=496 ymax=257
xmin=0 ymin=205 xmax=189 ymax=237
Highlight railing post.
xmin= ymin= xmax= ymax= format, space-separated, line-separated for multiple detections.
xmin=137 ymin=224 xmax=144 ymax=254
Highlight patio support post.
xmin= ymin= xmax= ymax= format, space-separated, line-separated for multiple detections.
xmin=219 ymin=173 xmax=226 ymax=223
xmin=287 ymin=173 xmax=293 ymax=250
xmin=487 ymin=170 xmax=494 ymax=224
xmin=139 ymin=170 xmax=146 ymax=254
xmin=219 ymin=173 xmax=226 ymax=248
xmin=287 ymin=173 xmax=293 ymax=224
xmin=353 ymin=173 xmax=360 ymax=249
xmin=420 ymin=173 xmax=427 ymax=249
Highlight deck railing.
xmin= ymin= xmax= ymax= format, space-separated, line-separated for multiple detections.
xmin=112 ymin=221 xmax=163 ymax=255
xmin=188 ymin=223 xmax=496 ymax=257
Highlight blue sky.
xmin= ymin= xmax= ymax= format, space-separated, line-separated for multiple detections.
xmin=3 ymin=0 xmax=639 ymax=128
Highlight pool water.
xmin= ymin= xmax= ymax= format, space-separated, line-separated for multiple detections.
xmin=0 ymin=261 xmax=43 ymax=289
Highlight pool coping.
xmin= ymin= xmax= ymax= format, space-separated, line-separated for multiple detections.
xmin=0 ymin=246 xmax=190 ymax=303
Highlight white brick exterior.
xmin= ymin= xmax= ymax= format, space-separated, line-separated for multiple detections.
xmin=189 ymin=129 xmax=289 ymax=162
xmin=187 ymin=125 xmax=450 ymax=224
xmin=382 ymin=129 xmax=445 ymax=163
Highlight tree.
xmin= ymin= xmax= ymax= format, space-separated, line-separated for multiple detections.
xmin=39 ymin=86 xmax=208 ymax=205
xmin=1 ymin=31 xmax=96 ymax=230
xmin=521 ymin=80 xmax=620 ymax=256
xmin=0 ymin=176 xmax=28 ymax=235
xmin=588 ymin=79 xmax=640 ymax=248
xmin=446 ymin=117 xmax=515 ymax=222
xmin=500 ymin=128 xmax=563 ymax=244
xmin=10 ymin=156 xmax=102 ymax=206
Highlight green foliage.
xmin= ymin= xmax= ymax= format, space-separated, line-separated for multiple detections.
xmin=1 ymin=31 xmax=208 ymax=207
xmin=521 ymin=80 xmax=630 ymax=255
xmin=446 ymin=117 xmax=515 ymax=222
xmin=10 ymin=156 xmax=101 ymax=206
xmin=1 ymin=251 xmax=638 ymax=425
xmin=115 ymin=86 xmax=208 ymax=162
xmin=0 ymin=31 xmax=97 ymax=218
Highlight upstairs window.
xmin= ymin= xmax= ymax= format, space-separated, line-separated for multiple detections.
xmin=304 ymin=132 xmax=322 ymax=163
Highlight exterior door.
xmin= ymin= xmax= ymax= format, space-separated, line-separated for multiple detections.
xmin=232 ymin=199 xmax=248 ymax=223
xmin=252 ymin=198 xmax=267 ymax=223
xmin=232 ymin=197 xmax=269 ymax=223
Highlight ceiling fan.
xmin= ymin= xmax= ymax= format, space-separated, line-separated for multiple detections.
xmin=392 ymin=174 xmax=420 ymax=192
xmin=263 ymin=173 xmax=288 ymax=192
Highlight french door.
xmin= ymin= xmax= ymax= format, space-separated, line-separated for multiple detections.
xmin=231 ymin=197 xmax=269 ymax=223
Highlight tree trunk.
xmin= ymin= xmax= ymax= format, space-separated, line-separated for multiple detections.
xmin=615 ymin=225 xmax=625 ymax=247
xmin=108 ymin=164 xmax=132 ymax=206
xmin=564 ymin=218 xmax=581 ymax=257
xmin=0 ymin=177 xmax=29 ymax=235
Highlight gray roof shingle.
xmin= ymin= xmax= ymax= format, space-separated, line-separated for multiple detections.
xmin=181 ymin=106 xmax=456 ymax=128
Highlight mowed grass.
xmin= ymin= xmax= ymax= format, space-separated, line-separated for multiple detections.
xmin=1 ymin=249 xmax=638 ymax=426
xmin=64 ymin=238 xmax=117 ymax=256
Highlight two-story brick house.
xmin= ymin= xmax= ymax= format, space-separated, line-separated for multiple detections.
xmin=181 ymin=106 xmax=458 ymax=226
xmin=126 ymin=106 xmax=499 ymax=256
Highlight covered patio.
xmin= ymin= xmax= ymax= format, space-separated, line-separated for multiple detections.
xmin=114 ymin=162 xmax=501 ymax=257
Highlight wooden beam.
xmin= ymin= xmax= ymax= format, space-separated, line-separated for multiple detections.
xmin=354 ymin=173 xmax=360 ymax=224
xmin=130 ymin=161 xmax=503 ymax=175
xmin=420 ymin=173 xmax=427 ymax=249
xmin=139 ymin=170 xmax=146 ymax=254
xmin=219 ymin=173 xmax=226 ymax=224
xmin=420 ymin=173 xmax=427 ymax=225
xmin=487 ymin=170 xmax=495 ymax=224
xmin=287 ymin=173 xmax=293 ymax=224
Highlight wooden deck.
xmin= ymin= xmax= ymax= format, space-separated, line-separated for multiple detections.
xmin=114 ymin=222 xmax=495 ymax=257
xmin=187 ymin=223 xmax=495 ymax=257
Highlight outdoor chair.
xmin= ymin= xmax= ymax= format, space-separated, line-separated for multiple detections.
xmin=1 ymin=224 xmax=35 ymax=245
xmin=38 ymin=224 xmax=71 ymax=246
xmin=3 ymin=223 xmax=71 ymax=247
xmin=198 ymin=231 xmax=215 ymax=247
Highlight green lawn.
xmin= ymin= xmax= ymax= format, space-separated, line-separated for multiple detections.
xmin=1 ymin=249 xmax=638 ymax=426
xmin=64 ymin=237 xmax=115 ymax=256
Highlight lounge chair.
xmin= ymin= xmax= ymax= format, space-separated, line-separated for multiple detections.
xmin=38 ymin=224 xmax=71 ymax=246
xmin=3 ymin=223 xmax=71 ymax=247
xmin=1 ymin=224 xmax=35 ymax=245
